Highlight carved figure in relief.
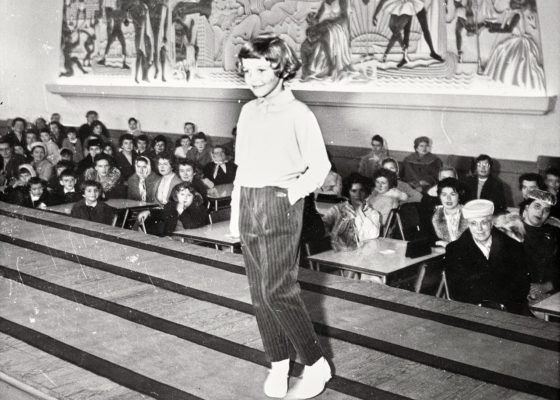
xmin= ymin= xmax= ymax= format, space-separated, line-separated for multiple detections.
xmin=371 ymin=0 xmax=444 ymax=67
xmin=60 ymin=18 xmax=89 ymax=77
xmin=483 ymin=0 xmax=544 ymax=90
xmin=128 ymin=1 xmax=154 ymax=82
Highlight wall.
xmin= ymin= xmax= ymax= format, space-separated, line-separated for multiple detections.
xmin=1 ymin=0 xmax=559 ymax=164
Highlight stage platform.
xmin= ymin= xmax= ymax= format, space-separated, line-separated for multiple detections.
xmin=0 ymin=202 xmax=558 ymax=400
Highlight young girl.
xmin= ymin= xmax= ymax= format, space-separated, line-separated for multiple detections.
xmin=162 ymin=182 xmax=209 ymax=235
xmin=39 ymin=129 xmax=61 ymax=165
xmin=230 ymin=34 xmax=332 ymax=399
xmin=61 ymin=128 xmax=84 ymax=163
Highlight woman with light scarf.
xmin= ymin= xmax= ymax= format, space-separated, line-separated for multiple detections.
xmin=127 ymin=156 xmax=161 ymax=202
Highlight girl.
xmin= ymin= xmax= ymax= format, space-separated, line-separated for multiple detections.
xmin=39 ymin=129 xmax=61 ymax=165
xmin=230 ymin=34 xmax=332 ymax=399
xmin=366 ymin=168 xmax=408 ymax=226
xmin=162 ymin=182 xmax=209 ymax=235
xmin=174 ymin=135 xmax=193 ymax=159
xmin=431 ymin=177 xmax=468 ymax=247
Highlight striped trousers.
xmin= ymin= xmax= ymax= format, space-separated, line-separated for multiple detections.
xmin=239 ymin=186 xmax=323 ymax=365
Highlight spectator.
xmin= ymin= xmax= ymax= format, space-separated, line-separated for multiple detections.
xmin=61 ymin=127 xmax=84 ymax=164
xmin=77 ymin=139 xmax=102 ymax=176
xmin=518 ymin=172 xmax=544 ymax=201
xmin=128 ymin=117 xmax=142 ymax=136
xmin=78 ymin=110 xmax=99 ymax=143
xmin=431 ymin=177 xmax=468 ymax=247
xmin=203 ymin=145 xmax=237 ymax=185
xmin=382 ymin=157 xmax=422 ymax=203
xmin=29 ymin=142 xmax=54 ymax=182
xmin=6 ymin=117 xmax=27 ymax=156
xmin=84 ymin=153 xmax=125 ymax=199
xmin=71 ymin=180 xmax=116 ymax=225
xmin=402 ymin=136 xmax=443 ymax=192
xmin=462 ymin=154 xmax=507 ymax=214
xmin=113 ymin=133 xmax=137 ymax=181
xmin=174 ymin=135 xmax=192 ymax=159
xmin=21 ymin=177 xmax=52 ymax=209
xmin=366 ymin=168 xmax=407 ymax=226
xmin=544 ymin=167 xmax=560 ymax=218
xmin=39 ymin=128 xmax=61 ymax=165
xmin=49 ymin=120 xmax=65 ymax=147
xmin=358 ymin=134 xmax=388 ymax=179
xmin=127 ymin=156 xmax=161 ymax=202
xmin=186 ymin=132 xmax=212 ymax=168
xmin=0 ymin=137 xmax=26 ymax=186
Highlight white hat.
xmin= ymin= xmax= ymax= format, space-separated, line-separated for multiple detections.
xmin=30 ymin=141 xmax=47 ymax=152
xmin=18 ymin=163 xmax=36 ymax=177
xmin=462 ymin=199 xmax=494 ymax=219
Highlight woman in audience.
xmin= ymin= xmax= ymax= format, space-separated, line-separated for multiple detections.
xmin=61 ymin=127 xmax=84 ymax=163
xmin=84 ymin=153 xmax=125 ymax=199
xmin=358 ymin=134 xmax=388 ymax=179
xmin=402 ymin=136 xmax=443 ymax=192
xmin=177 ymin=158 xmax=210 ymax=202
xmin=90 ymin=120 xmax=111 ymax=143
xmin=29 ymin=142 xmax=54 ymax=182
xmin=431 ymin=177 xmax=468 ymax=247
xmin=49 ymin=120 xmax=65 ymax=147
xmin=174 ymin=135 xmax=192 ymax=159
xmin=39 ymin=128 xmax=61 ymax=165
xmin=154 ymin=153 xmax=182 ymax=205
xmin=366 ymin=168 xmax=407 ymax=226
xmin=6 ymin=117 xmax=27 ymax=156
xmin=161 ymin=182 xmax=209 ymax=236
xmin=127 ymin=156 xmax=161 ymax=202
xmin=128 ymin=117 xmax=142 ymax=136
xmin=381 ymin=157 xmax=422 ymax=203
xmin=152 ymin=135 xmax=169 ymax=160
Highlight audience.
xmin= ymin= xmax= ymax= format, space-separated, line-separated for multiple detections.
xmin=160 ymin=182 xmax=209 ymax=236
xmin=445 ymin=199 xmax=530 ymax=314
xmin=401 ymin=136 xmax=443 ymax=192
xmin=381 ymin=157 xmax=422 ymax=203
xmin=203 ymin=145 xmax=237 ymax=185
xmin=366 ymin=168 xmax=407 ymax=226
xmin=113 ymin=133 xmax=136 ymax=181
xmin=358 ymin=134 xmax=388 ymax=179
xmin=77 ymin=139 xmax=103 ymax=175
xmin=61 ymin=127 xmax=84 ymax=163
xmin=135 ymin=134 xmax=152 ymax=159
xmin=78 ymin=110 xmax=99 ymax=143
xmin=184 ymin=122 xmax=196 ymax=140
xmin=30 ymin=142 xmax=54 ymax=182
xmin=544 ymin=167 xmax=560 ymax=218
xmin=128 ymin=117 xmax=142 ymax=136
xmin=23 ymin=130 xmax=38 ymax=158
xmin=177 ymin=158 xmax=210 ymax=202
xmin=462 ymin=154 xmax=507 ymax=214
xmin=70 ymin=180 xmax=116 ymax=225
xmin=53 ymin=170 xmax=82 ymax=204
xmin=154 ymin=154 xmax=182 ymax=205
xmin=127 ymin=156 xmax=161 ymax=202
xmin=59 ymin=148 xmax=74 ymax=163
xmin=39 ymin=128 xmax=61 ymax=165
xmin=2 ymin=164 xmax=35 ymax=204
xmin=21 ymin=177 xmax=51 ymax=209
xmin=84 ymin=153 xmax=125 ymax=199
xmin=49 ymin=120 xmax=65 ymax=147
xmin=431 ymin=178 xmax=468 ymax=247
xmin=6 ymin=117 xmax=27 ymax=156
xmin=0 ymin=137 xmax=26 ymax=186
xmin=152 ymin=135 xmax=169 ymax=160
xmin=223 ymin=126 xmax=236 ymax=161
xmin=316 ymin=167 xmax=343 ymax=197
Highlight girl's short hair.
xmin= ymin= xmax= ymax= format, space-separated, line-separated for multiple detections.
xmin=153 ymin=135 xmax=167 ymax=146
xmin=381 ymin=157 xmax=399 ymax=174
xmin=93 ymin=153 xmax=113 ymax=167
xmin=437 ymin=177 xmax=466 ymax=203
xmin=237 ymin=34 xmax=301 ymax=80
xmin=175 ymin=134 xmax=191 ymax=146
xmin=342 ymin=173 xmax=371 ymax=199
xmin=170 ymin=182 xmax=204 ymax=207
xmin=373 ymin=168 xmax=398 ymax=189
xmin=413 ymin=136 xmax=431 ymax=150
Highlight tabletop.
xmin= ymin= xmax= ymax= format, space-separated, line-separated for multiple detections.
xmin=207 ymin=184 xmax=234 ymax=200
xmin=307 ymin=238 xmax=445 ymax=279
xmin=529 ymin=292 xmax=560 ymax=318
xmin=173 ymin=220 xmax=240 ymax=247
xmin=46 ymin=199 xmax=158 ymax=215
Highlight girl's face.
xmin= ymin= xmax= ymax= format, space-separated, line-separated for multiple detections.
xmin=180 ymin=137 xmax=191 ymax=147
xmin=241 ymin=57 xmax=283 ymax=99
xmin=375 ymin=177 xmax=390 ymax=194
xmin=129 ymin=120 xmax=137 ymax=130
xmin=32 ymin=147 xmax=45 ymax=162
xmin=40 ymin=131 xmax=51 ymax=143
xmin=158 ymin=159 xmax=173 ymax=175
xmin=67 ymin=131 xmax=77 ymax=141
xmin=154 ymin=141 xmax=166 ymax=154
xmin=93 ymin=124 xmax=102 ymax=135
xmin=176 ymin=188 xmax=194 ymax=207
xmin=103 ymin=145 xmax=113 ymax=156
xmin=13 ymin=121 xmax=25 ymax=134
xmin=95 ymin=159 xmax=111 ymax=177
xmin=25 ymin=132 xmax=37 ymax=144
xmin=83 ymin=186 xmax=100 ymax=203
xmin=179 ymin=164 xmax=195 ymax=182
xmin=440 ymin=187 xmax=460 ymax=210
xmin=136 ymin=160 xmax=149 ymax=177
xmin=50 ymin=123 xmax=60 ymax=136
xmin=184 ymin=124 xmax=195 ymax=135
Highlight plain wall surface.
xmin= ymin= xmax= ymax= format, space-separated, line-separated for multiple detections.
xmin=1 ymin=0 xmax=559 ymax=162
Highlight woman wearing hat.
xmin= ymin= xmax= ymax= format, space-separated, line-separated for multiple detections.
xmin=30 ymin=142 xmax=54 ymax=182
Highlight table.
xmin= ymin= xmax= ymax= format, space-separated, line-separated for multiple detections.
xmin=46 ymin=199 xmax=158 ymax=228
xmin=529 ymin=292 xmax=560 ymax=322
xmin=307 ymin=238 xmax=445 ymax=290
xmin=173 ymin=220 xmax=240 ymax=252
xmin=207 ymin=183 xmax=233 ymax=211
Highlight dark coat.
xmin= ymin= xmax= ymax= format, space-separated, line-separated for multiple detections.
xmin=21 ymin=191 xmax=55 ymax=209
xmin=127 ymin=173 xmax=161 ymax=203
xmin=431 ymin=206 xmax=469 ymax=243
xmin=113 ymin=151 xmax=137 ymax=181
xmin=70 ymin=199 xmax=115 ymax=225
xmin=52 ymin=189 xmax=83 ymax=205
xmin=1 ymin=153 xmax=26 ymax=183
xmin=462 ymin=175 xmax=507 ymax=214
xmin=523 ymin=223 xmax=560 ymax=291
xmin=401 ymin=152 xmax=443 ymax=190
xmin=445 ymin=228 xmax=530 ymax=314
xmin=162 ymin=201 xmax=209 ymax=236
xmin=203 ymin=161 xmax=237 ymax=185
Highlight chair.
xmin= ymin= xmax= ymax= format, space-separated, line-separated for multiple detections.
xmin=384 ymin=203 xmax=423 ymax=240
xmin=302 ymin=236 xmax=332 ymax=271
xmin=435 ymin=271 xmax=450 ymax=300
xmin=208 ymin=207 xmax=231 ymax=224
xmin=383 ymin=208 xmax=403 ymax=238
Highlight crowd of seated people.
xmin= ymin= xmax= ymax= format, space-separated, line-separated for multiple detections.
xmin=1 ymin=113 xmax=558 ymax=318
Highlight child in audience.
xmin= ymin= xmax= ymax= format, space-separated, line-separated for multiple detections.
xmin=184 ymin=121 xmax=196 ymax=140
xmin=3 ymin=164 xmax=36 ymax=205
xmin=382 ymin=157 xmax=422 ymax=203
xmin=152 ymin=135 xmax=168 ymax=159
xmin=174 ymin=135 xmax=192 ymax=159
xmin=84 ymin=153 xmax=125 ymax=199
xmin=61 ymin=127 xmax=84 ymax=163
xmin=77 ymin=139 xmax=102 ymax=176
xmin=431 ymin=177 xmax=468 ymax=247
xmin=59 ymin=148 xmax=74 ymax=162
xmin=402 ymin=136 xmax=443 ymax=192
xmin=30 ymin=142 xmax=54 ymax=182
xmin=186 ymin=132 xmax=212 ymax=168
xmin=39 ymin=128 xmax=61 ymax=165
xmin=22 ymin=177 xmax=51 ymax=209
xmin=161 ymin=182 xmax=209 ymax=235
xmin=366 ymin=168 xmax=408 ymax=226
xmin=518 ymin=173 xmax=544 ymax=201
xmin=71 ymin=180 xmax=116 ymax=225
xmin=544 ymin=167 xmax=560 ymax=218
xmin=53 ymin=170 xmax=82 ymax=204
xmin=177 ymin=158 xmax=210 ymax=202
xmin=49 ymin=160 xmax=75 ymax=191
xmin=127 ymin=156 xmax=161 ymax=202
xmin=49 ymin=120 xmax=65 ymax=147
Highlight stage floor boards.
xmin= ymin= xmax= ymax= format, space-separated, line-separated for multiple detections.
xmin=0 ymin=203 xmax=558 ymax=400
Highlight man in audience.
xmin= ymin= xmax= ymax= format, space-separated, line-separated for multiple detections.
xmin=53 ymin=170 xmax=82 ymax=204
xmin=77 ymin=139 xmax=102 ymax=176
xmin=114 ymin=133 xmax=137 ymax=181
xmin=544 ymin=167 xmax=560 ymax=219
xmin=203 ymin=145 xmax=237 ymax=185
xmin=519 ymin=189 xmax=559 ymax=307
xmin=184 ymin=122 xmax=196 ymax=140
xmin=358 ymin=134 xmax=388 ymax=179
xmin=445 ymin=199 xmax=530 ymax=314
xmin=0 ymin=137 xmax=26 ymax=186
xmin=50 ymin=113 xmax=61 ymax=123
xmin=135 ymin=135 xmax=151 ymax=157
xmin=518 ymin=173 xmax=544 ymax=201
xmin=78 ymin=110 xmax=99 ymax=143
xmin=462 ymin=154 xmax=506 ymax=214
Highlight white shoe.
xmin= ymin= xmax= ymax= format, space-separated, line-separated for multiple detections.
xmin=264 ymin=359 xmax=290 ymax=398
xmin=286 ymin=357 xmax=331 ymax=399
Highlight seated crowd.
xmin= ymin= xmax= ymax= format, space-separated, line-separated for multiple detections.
xmin=1 ymin=113 xmax=558 ymax=317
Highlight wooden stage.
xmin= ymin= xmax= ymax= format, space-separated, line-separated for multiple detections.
xmin=0 ymin=202 xmax=558 ymax=400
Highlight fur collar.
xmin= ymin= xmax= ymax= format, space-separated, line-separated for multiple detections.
xmin=432 ymin=206 xmax=468 ymax=242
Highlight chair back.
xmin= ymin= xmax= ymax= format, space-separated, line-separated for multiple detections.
xmin=209 ymin=207 xmax=231 ymax=224
xmin=302 ymin=236 xmax=332 ymax=270
xmin=435 ymin=271 xmax=451 ymax=300
xmin=385 ymin=203 xmax=423 ymax=240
